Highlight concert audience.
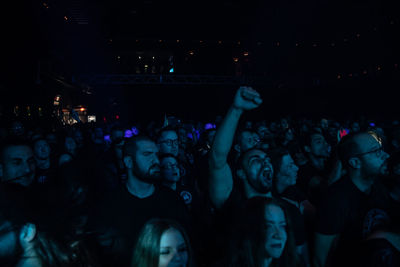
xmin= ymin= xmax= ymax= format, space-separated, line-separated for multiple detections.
xmin=0 ymin=86 xmax=399 ymax=267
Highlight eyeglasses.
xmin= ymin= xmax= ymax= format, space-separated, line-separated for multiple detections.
xmin=353 ymin=146 xmax=384 ymax=158
xmin=159 ymin=139 xmax=179 ymax=147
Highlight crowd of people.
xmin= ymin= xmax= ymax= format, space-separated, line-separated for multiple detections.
xmin=1 ymin=86 xmax=400 ymax=267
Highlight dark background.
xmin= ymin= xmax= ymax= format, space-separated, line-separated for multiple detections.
xmin=1 ymin=0 xmax=399 ymax=124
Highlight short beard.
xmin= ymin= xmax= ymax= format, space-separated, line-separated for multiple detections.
xmin=132 ymin=163 xmax=161 ymax=184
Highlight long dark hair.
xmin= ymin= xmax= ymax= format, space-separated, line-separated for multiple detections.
xmin=228 ymin=197 xmax=298 ymax=267
xmin=131 ymin=218 xmax=193 ymax=267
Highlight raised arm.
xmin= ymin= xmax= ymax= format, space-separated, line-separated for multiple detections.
xmin=208 ymin=86 xmax=262 ymax=209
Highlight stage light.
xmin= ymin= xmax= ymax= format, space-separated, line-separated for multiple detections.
xmin=80 ymin=107 xmax=85 ymax=112
xmin=64 ymin=16 xmax=68 ymax=21
xmin=116 ymin=115 xmax=120 ymax=119
xmin=243 ymin=51 xmax=249 ymax=56
xmin=169 ymin=68 xmax=174 ymax=73
xmin=233 ymin=57 xmax=239 ymax=62
xmin=177 ymin=40 xmax=180 ymax=43
xmin=189 ymin=51 xmax=194 ymax=56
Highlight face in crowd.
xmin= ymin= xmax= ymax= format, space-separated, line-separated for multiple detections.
xmin=236 ymin=131 xmax=260 ymax=153
xmin=276 ymin=154 xmax=299 ymax=189
xmin=160 ymin=156 xmax=180 ymax=184
xmin=33 ymin=139 xmax=51 ymax=161
xmin=353 ymin=133 xmax=390 ymax=178
xmin=239 ymin=149 xmax=274 ymax=193
xmin=264 ymin=204 xmax=288 ymax=259
xmin=306 ymin=133 xmax=331 ymax=158
xmin=158 ymin=130 xmax=179 ymax=157
xmin=159 ymin=227 xmax=189 ymax=267
xmin=0 ymin=145 xmax=36 ymax=187
xmin=131 ymin=140 xmax=161 ymax=182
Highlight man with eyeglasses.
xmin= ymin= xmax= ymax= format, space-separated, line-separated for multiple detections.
xmin=313 ymin=131 xmax=400 ymax=267
xmin=157 ymin=127 xmax=180 ymax=157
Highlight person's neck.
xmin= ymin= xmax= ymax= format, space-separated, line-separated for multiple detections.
xmin=35 ymin=157 xmax=50 ymax=170
xmin=126 ymin=173 xmax=155 ymax=199
xmin=244 ymin=182 xmax=273 ymax=199
xmin=349 ymin=171 xmax=374 ymax=194
xmin=309 ymin=154 xmax=326 ymax=171
xmin=162 ymin=181 xmax=177 ymax=191
xmin=262 ymin=257 xmax=273 ymax=267
xmin=276 ymin=178 xmax=288 ymax=195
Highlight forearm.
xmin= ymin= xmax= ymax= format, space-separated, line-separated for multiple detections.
xmin=210 ymin=106 xmax=243 ymax=166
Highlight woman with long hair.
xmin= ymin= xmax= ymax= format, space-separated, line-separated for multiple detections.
xmin=131 ymin=218 xmax=193 ymax=267
xmin=228 ymin=197 xmax=300 ymax=267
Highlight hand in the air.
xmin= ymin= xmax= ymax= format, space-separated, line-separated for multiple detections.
xmin=232 ymin=86 xmax=263 ymax=111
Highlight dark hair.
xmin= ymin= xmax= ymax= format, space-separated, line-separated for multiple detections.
xmin=131 ymin=218 xmax=193 ymax=267
xmin=0 ymin=185 xmax=97 ymax=267
xmin=228 ymin=197 xmax=298 ymax=267
xmin=337 ymin=132 xmax=365 ymax=169
xmin=123 ymin=135 xmax=154 ymax=158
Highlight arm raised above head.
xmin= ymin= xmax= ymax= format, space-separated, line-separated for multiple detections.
xmin=208 ymin=86 xmax=262 ymax=209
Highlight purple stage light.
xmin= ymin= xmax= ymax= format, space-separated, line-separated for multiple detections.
xmin=131 ymin=127 xmax=139 ymax=135
xmin=125 ymin=130 xmax=133 ymax=138
xmin=205 ymin=123 xmax=214 ymax=130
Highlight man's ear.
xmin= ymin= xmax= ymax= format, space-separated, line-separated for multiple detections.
xmin=123 ymin=155 xmax=133 ymax=169
xmin=234 ymin=144 xmax=241 ymax=153
xmin=19 ymin=223 xmax=37 ymax=246
xmin=348 ymin=157 xmax=361 ymax=169
xmin=236 ymin=169 xmax=246 ymax=180
xmin=304 ymin=146 xmax=311 ymax=153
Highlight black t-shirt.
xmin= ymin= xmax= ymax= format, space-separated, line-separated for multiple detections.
xmin=356 ymin=238 xmax=400 ymax=267
xmin=90 ymin=184 xmax=191 ymax=266
xmin=296 ymin=162 xmax=327 ymax=203
xmin=316 ymin=176 xmax=392 ymax=266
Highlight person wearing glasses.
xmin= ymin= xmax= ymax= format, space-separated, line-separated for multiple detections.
xmin=157 ymin=127 xmax=180 ymax=158
xmin=313 ymin=131 xmax=400 ymax=267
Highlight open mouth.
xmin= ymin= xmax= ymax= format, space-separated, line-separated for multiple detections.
xmin=270 ymin=243 xmax=282 ymax=249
